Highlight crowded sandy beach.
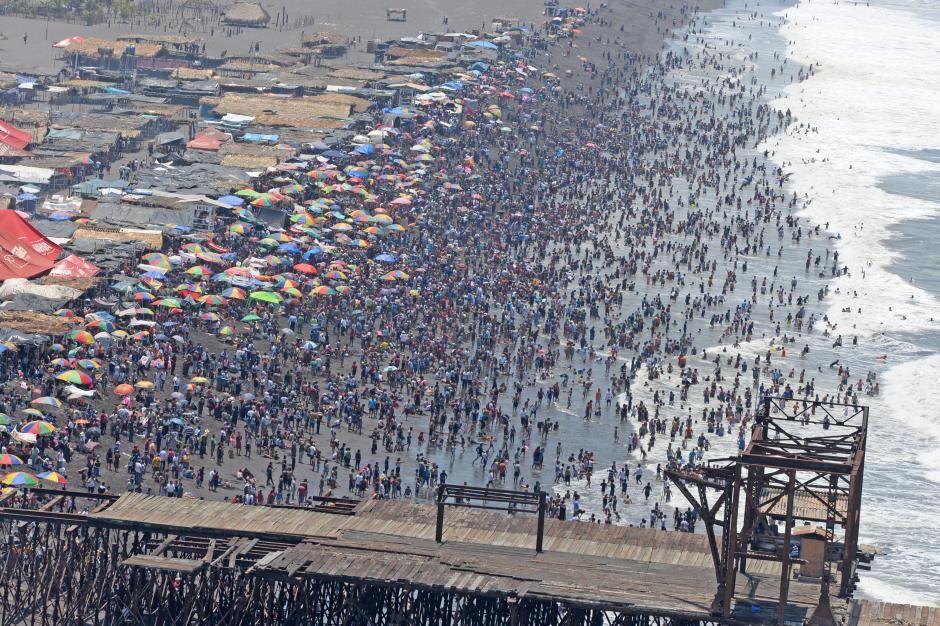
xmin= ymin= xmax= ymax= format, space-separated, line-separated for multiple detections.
xmin=0 ymin=0 xmax=935 ymax=607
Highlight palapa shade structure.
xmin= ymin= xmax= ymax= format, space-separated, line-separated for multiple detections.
xmin=222 ymin=2 xmax=271 ymax=26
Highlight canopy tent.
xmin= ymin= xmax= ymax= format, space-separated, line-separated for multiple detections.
xmin=0 ymin=121 xmax=31 ymax=150
xmin=0 ymin=210 xmax=62 ymax=280
xmin=48 ymin=254 xmax=101 ymax=279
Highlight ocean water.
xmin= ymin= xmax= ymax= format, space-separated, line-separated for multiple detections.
xmin=766 ymin=0 xmax=940 ymax=605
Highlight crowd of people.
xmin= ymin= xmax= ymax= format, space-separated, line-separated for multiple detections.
xmin=0 ymin=2 xmax=876 ymax=529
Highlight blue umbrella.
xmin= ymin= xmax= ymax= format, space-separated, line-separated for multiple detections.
xmin=218 ymin=195 xmax=244 ymax=206
xmin=278 ymin=243 xmax=300 ymax=253
xmin=352 ymin=144 xmax=375 ymax=156
xmin=375 ymin=254 xmax=397 ymax=263
xmin=303 ymin=247 xmax=324 ymax=259
xmin=16 ymin=193 xmax=38 ymax=202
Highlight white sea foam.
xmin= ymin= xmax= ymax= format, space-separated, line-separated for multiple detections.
xmin=766 ymin=0 xmax=940 ymax=601
xmin=766 ymin=0 xmax=940 ymax=337
xmin=880 ymin=354 xmax=940 ymax=483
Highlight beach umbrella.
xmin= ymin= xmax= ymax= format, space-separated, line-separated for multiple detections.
xmin=20 ymin=408 xmax=44 ymax=418
xmin=135 ymin=380 xmax=154 ymax=389
xmin=218 ymin=326 xmax=235 ymax=336
xmin=199 ymin=294 xmax=228 ymax=306
xmin=325 ymin=270 xmax=347 ymax=281
xmin=310 ymin=285 xmax=336 ymax=296
xmin=54 ymin=308 xmax=76 ymax=318
xmin=2 ymin=472 xmax=39 ymax=487
xmin=55 ymin=370 xmax=93 ymax=386
xmin=240 ymin=314 xmax=261 ymax=322
xmin=133 ymin=291 xmax=155 ymax=302
xmin=37 ymin=471 xmax=67 ymax=485
xmin=67 ymin=330 xmax=95 ymax=345
xmin=381 ymin=270 xmax=410 ymax=281
xmin=200 ymin=312 xmax=220 ymax=322
xmin=228 ymin=223 xmax=247 ymax=236
xmin=293 ymin=263 xmax=318 ymax=275
xmin=78 ymin=359 xmax=101 ymax=370
xmin=85 ymin=319 xmax=114 ymax=332
xmin=249 ymin=291 xmax=282 ymax=305
xmin=21 ymin=421 xmax=56 ymax=436
xmin=0 ymin=414 xmax=11 ymax=427
xmin=186 ymin=265 xmax=213 ymax=278
xmin=31 ymin=396 xmax=63 ymax=409
xmin=113 ymin=384 xmax=135 ymax=396
xmin=374 ymin=254 xmax=397 ymax=263
xmin=217 ymin=195 xmax=244 ymax=206
xmin=191 ymin=376 xmax=209 ymax=384
xmin=234 ymin=189 xmax=261 ymax=198
xmin=221 ymin=287 xmax=247 ymax=299
xmin=0 ymin=454 xmax=24 ymax=467
xmin=154 ymin=298 xmax=182 ymax=308
xmin=111 ymin=330 xmax=129 ymax=339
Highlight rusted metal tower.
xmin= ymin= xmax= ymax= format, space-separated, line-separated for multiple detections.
xmin=666 ymin=396 xmax=868 ymax=625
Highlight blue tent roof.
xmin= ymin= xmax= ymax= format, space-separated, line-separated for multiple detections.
xmin=467 ymin=40 xmax=498 ymax=50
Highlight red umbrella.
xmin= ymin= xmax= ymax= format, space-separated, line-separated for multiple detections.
xmin=293 ymin=263 xmax=318 ymax=275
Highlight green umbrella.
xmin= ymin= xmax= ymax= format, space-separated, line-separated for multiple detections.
xmin=249 ymin=291 xmax=282 ymax=305
xmin=241 ymin=314 xmax=261 ymax=322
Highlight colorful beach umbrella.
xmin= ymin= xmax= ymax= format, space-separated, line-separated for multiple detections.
xmin=2 ymin=472 xmax=39 ymax=487
xmin=55 ymin=370 xmax=93 ymax=385
xmin=0 ymin=454 xmax=24 ymax=467
xmin=113 ymin=384 xmax=135 ymax=396
xmin=67 ymin=330 xmax=95 ymax=345
xmin=21 ymin=421 xmax=56 ymax=436
xmin=37 ymin=471 xmax=67 ymax=485
xmin=31 ymin=396 xmax=63 ymax=409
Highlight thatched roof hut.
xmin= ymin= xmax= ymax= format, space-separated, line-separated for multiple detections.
xmin=223 ymin=2 xmax=271 ymax=26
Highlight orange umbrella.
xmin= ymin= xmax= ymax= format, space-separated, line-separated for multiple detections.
xmin=113 ymin=384 xmax=134 ymax=396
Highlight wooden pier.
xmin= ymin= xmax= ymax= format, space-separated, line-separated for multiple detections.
xmin=0 ymin=398 xmax=934 ymax=626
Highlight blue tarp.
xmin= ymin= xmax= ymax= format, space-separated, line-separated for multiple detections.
xmin=242 ymin=133 xmax=279 ymax=143
xmin=467 ymin=40 xmax=498 ymax=50
xmin=352 ymin=144 xmax=375 ymax=155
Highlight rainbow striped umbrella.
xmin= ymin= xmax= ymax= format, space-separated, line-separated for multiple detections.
xmin=2 ymin=472 xmax=39 ymax=487
xmin=66 ymin=330 xmax=95 ymax=345
xmin=0 ymin=454 xmax=23 ymax=467
xmin=31 ymin=396 xmax=64 ymax=409
xmin=37 ymin=471 xmax=67 ymax=485
xmin=55 ymin=370 xmax=93 ymax=385
xmin=20 ymin=421 xmax=56 ymax=436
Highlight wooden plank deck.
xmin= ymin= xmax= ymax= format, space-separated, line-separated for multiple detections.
xmin=88 ymin=493 xmax=854 ymax=622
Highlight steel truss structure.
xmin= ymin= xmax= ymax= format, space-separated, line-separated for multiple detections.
xmin=666 ymin=397 xmax=870 ymax=626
